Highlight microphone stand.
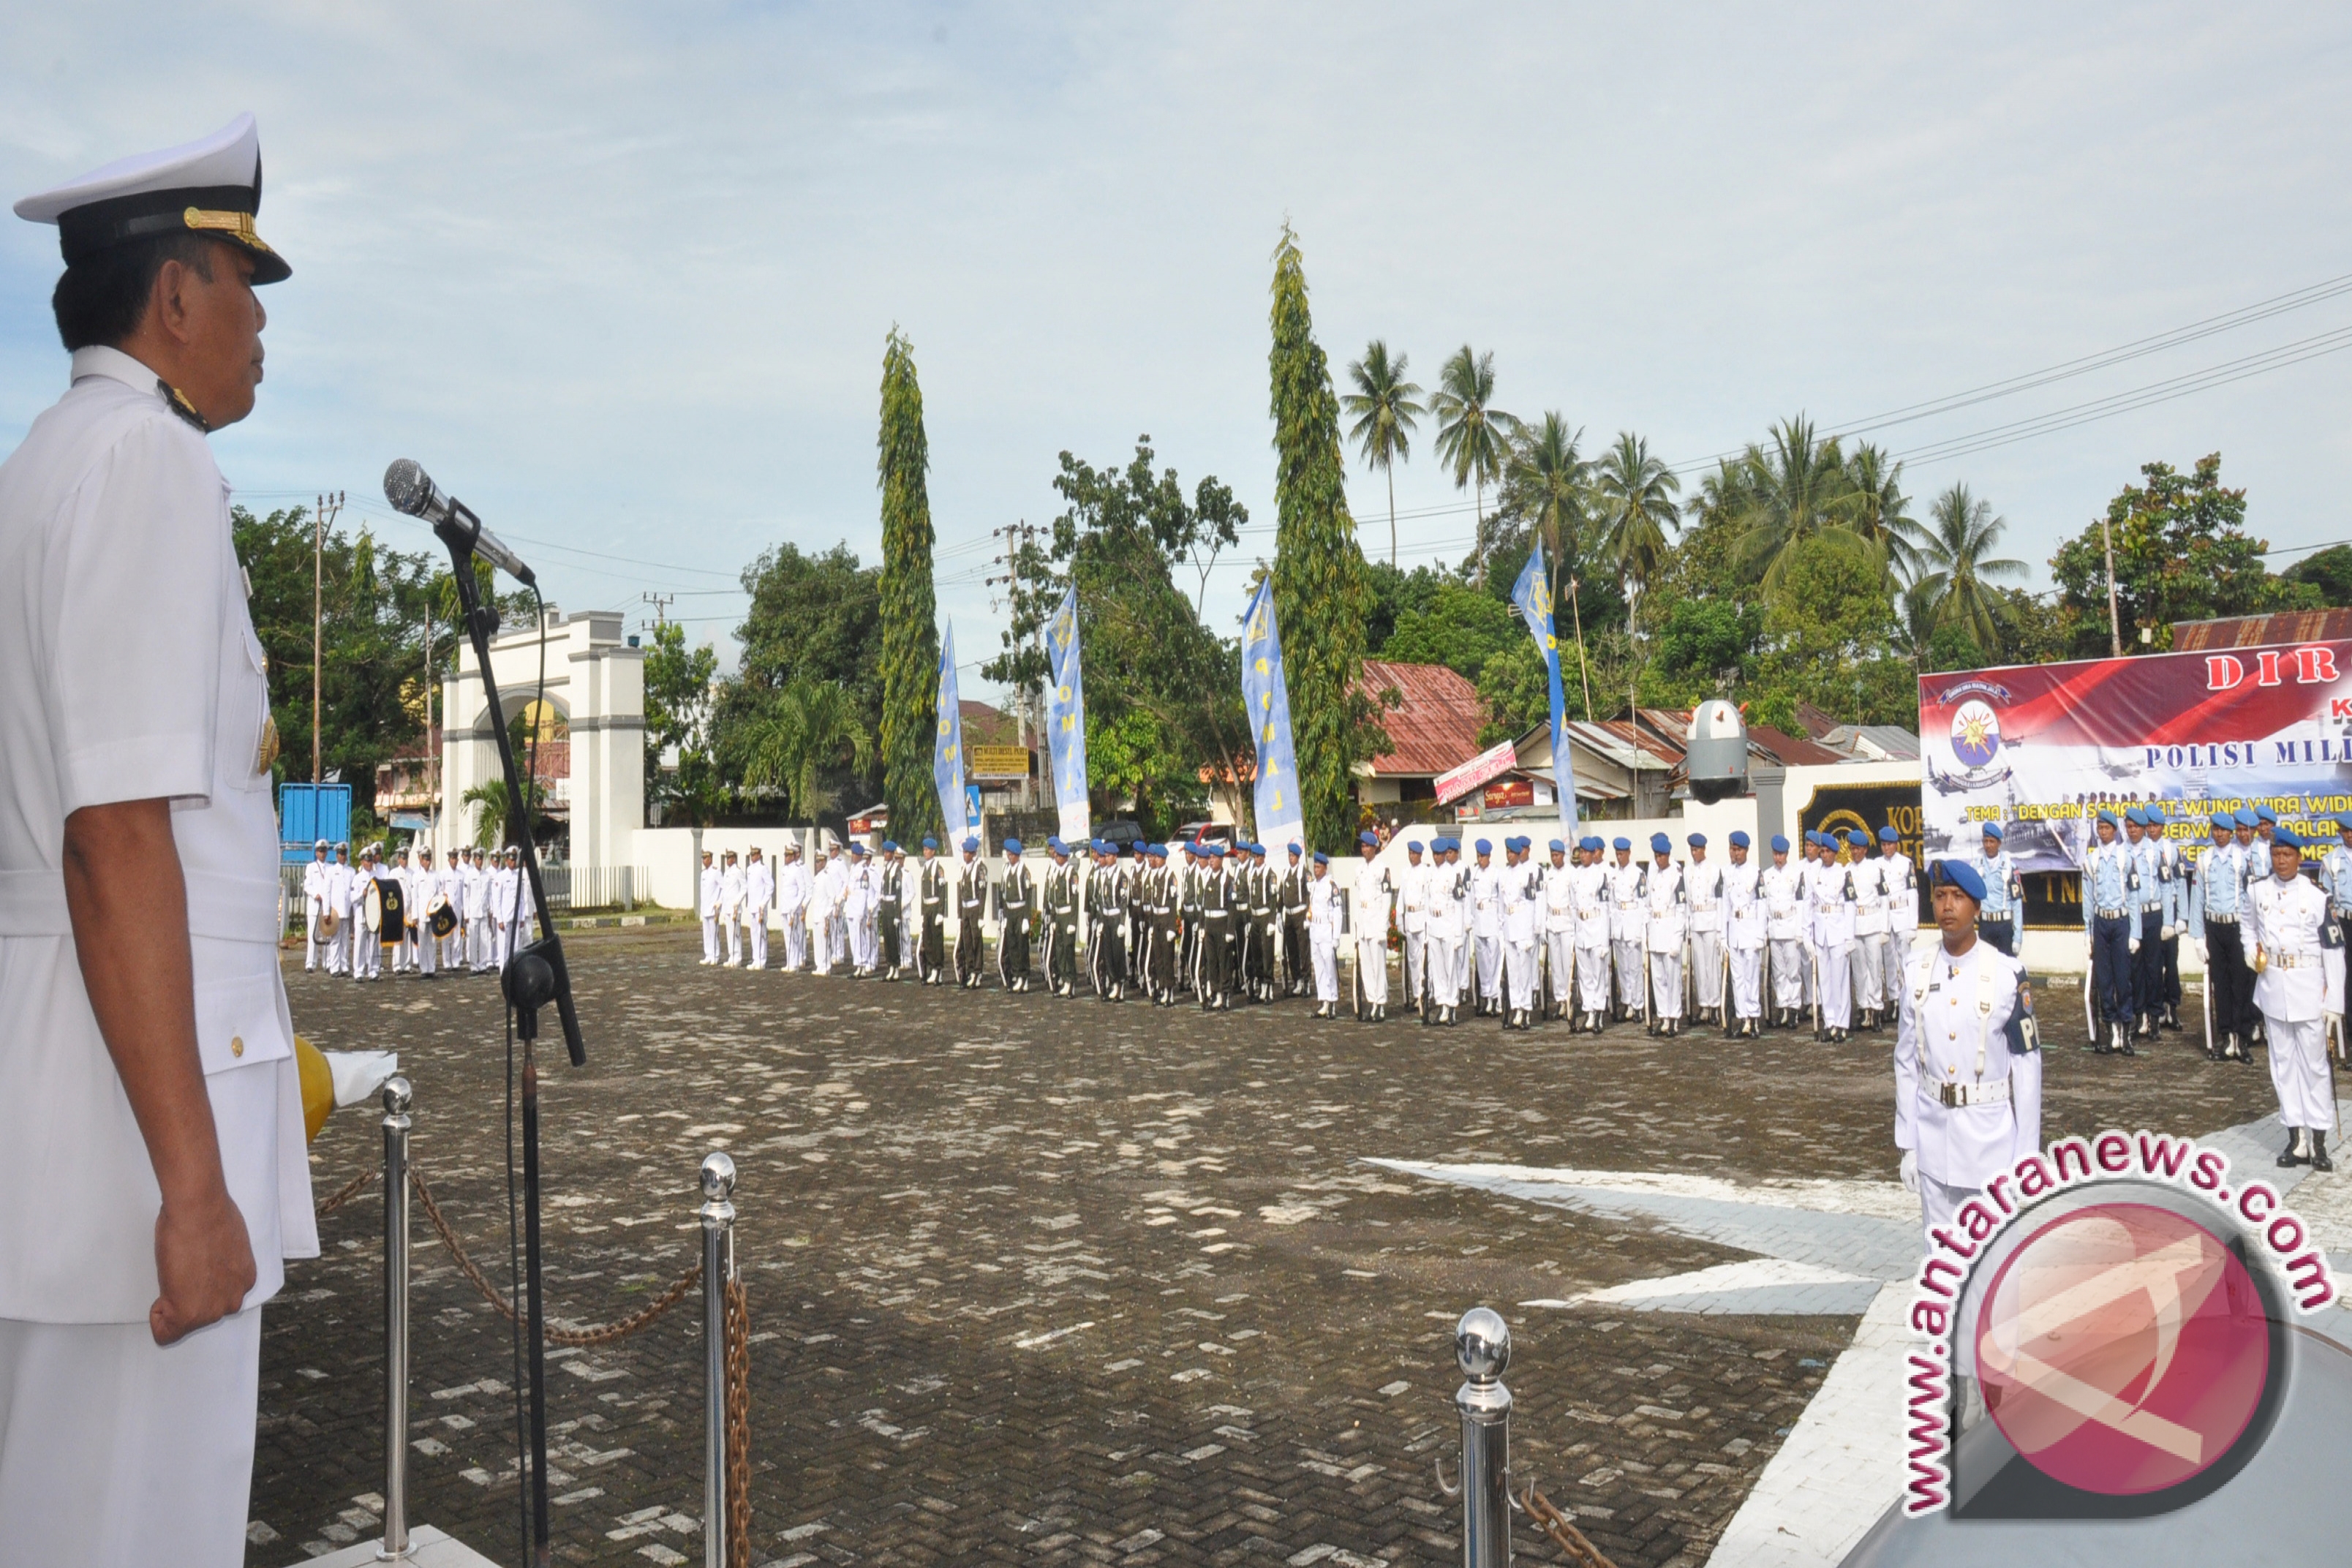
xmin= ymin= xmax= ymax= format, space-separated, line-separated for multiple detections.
xmin=442 ymin=543 xmax=586 ymax=1568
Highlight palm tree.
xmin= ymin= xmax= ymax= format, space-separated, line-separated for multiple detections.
xmin=742 ymin=677 xmax=875 ymax=820
xmin=461 ymin=777 xmax=519 ymax=850
xmin=1730 ymin=415 xmax=1863 ymax=592
xmin=1590 ymin=431 xmax=1681 ymax=722
xmin=1912 ymin=483 xmax=2027 ymax=655
xmin=1503 ymin=413 xmax=1589 ymax=598
xmin=1428 ymin=345 xmax=1519 ymax=575
xmin=1844 ymin=443 xmax=1926 ymax=580
xmin=1342 ymin=341 xmax=1425 ymax=567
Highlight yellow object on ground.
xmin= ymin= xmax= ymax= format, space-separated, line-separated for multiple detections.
xmin=295 ymin=1034 xmax=333 ymax=1143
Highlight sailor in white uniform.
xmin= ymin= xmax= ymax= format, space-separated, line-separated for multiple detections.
xmin=1307 ymin=853 xmax=1343 ymax=1016
xmin=1724 ymin=831 xmax=1766 ymax=1037
xmin=1398 ymin=840 xmax=1430 ymax=1008
xmin=1761 ymin=835 xmax=1806 ymax=1027
xmin=1350 ymin=829 xmax=1394 ymax=1021
xmin=1607 ymin=837 xmax=1647 ymax=1024
xmin=1499 ymin=836 xmax=1543 ymax=1029
xmin=301 ymin=840 xmax=331 ymax=970
xmin=777 ymin=842 xmax=811 ymax=971
xmin=1571 ymin=837 xmax=1613 ymax=1030
xmin=697 ymin=849 xmax=721 ymax=965
xmin=1895 ymin=860 xmax=2043 ymax=1245
xmin=1643 ymin=832 xmax=1688 ymax=1036
xmin=718 ymin=849 xmax=746 ymax=968
xmin=0 ymin=113 xmax=316 ymax=1565
xmin=324 ymin=842 xmax=353 ymax=975
xmin=1684 ymin=833 xmax=1727 ymax=1025
xmin=744 ymin=845 xmax=772 ymax=969
xmin=1541 ymin=838 xmax=1578 ymax=1023
xmin=1467 ymin=837 xmax=1501 ymax=1015
xmin=2247 ymin=826 xmax=2337 ymax=1170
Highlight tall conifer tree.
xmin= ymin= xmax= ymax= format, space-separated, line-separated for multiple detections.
xmin=877 ymin=328 xmax=941 ymax=838
xmin=1267 ymin=225 xmax=1371 ymax=852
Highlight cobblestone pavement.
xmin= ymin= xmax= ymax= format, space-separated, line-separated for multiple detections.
xmin=250 ymin=935 xmax=2282 ymax=1567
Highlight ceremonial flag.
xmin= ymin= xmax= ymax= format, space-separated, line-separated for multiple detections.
xmin=1044 ymin=587 xmax=1091 ymax=845
xmin=934 ymin=622 xmax=968 ymax=844
xmin=1510 ymin=545 xmax=1580 ymax=835
xmin=1240 ymin=578 xmax=1307 ymax=851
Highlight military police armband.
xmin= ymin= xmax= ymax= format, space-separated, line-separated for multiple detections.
xmin=2005 ymin=981 xmax=2040 ymax=1055
xmin=2326 ymin=923 xmax=2346 ymax=952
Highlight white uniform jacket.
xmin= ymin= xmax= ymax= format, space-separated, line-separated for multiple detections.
xmin=1643 ymin=862 xmax=1687 ymax=953
xmin=0 ymin=346 xmax=314 ymax=1322
xmin=1685 ymin=858 xmax=1726 ymax=935
xmin=1501 ymin=862 xmax=1542 ymax=944
xmin=2247 ymin=870 xmax=2329 ymax=1023
xmin=1542 ymin=862 xmax=1578 ymax=936
xmin=1725 ymin=860 xmax=1766 ymax=950
xmin=1761 ymin=863 xmax=1804 ymax=941
xmin=1894 ymin=938 xmax=2041 ymax=1187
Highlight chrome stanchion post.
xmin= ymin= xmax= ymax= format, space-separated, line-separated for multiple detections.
xmin=1455 ymin=1307 xmax=1512 ymax=1568
xmin=377 ymin=1075 xmax=414 ymax=1562
xmin=700 ymin=1151 xmax=737 ymax=1568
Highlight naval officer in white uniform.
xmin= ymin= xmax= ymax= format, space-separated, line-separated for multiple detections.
xmin=1895 ymin=860 xmax=2043 ymax=1245
xmin=0 ymin=114 xmax=315 ymax=1566
xmin=2247 ymin=825 xmax=2337 ymax=1170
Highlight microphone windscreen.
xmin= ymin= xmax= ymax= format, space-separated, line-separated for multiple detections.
xmin=383 ymin=458 xmax=431 ymax=516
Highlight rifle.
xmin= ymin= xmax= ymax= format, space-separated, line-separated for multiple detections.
xmin=2199 ymin=938 xmax=2215 ymax=1058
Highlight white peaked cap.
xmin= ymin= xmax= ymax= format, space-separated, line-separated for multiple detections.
xmin=13 ymin=112 xmax=288 ymax=283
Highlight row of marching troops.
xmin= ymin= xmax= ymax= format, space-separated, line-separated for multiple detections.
xmin=295 ymin=837 xmax=527 ymax=979
xmin=687 ymin=823 xmax=1945 ymax=1039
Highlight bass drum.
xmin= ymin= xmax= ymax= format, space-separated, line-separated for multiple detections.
xmin=428 ymin=896 xmax=458 ymax=939
xmin=373 ymin=876 xmax=407 ymax=946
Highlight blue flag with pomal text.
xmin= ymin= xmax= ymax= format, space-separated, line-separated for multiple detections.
xmin=1511 ymin=544 xmax=1579 ymax=836
xmin=1044 ymin=587 xmax=1090 ymax=845
xmin=1240 ymin=578 xmax=1307 ymax=853
xmin=934 ymin=622 xmax=968 ymax=845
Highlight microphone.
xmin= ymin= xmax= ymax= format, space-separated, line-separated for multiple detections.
xmin=382 ymin=459 xmax=538 ymax=587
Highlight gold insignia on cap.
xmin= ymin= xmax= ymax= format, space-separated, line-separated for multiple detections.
xmin=183 ymin=206 xmax=275 ymax=254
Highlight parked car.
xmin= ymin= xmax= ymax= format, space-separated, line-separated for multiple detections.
xmin=1173 ymin=821 xmax=1235 ymax=846
xmin=1096 ymin=818 xmax=1147 ymax=849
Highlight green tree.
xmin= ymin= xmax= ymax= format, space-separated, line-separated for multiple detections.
xmin=739 ymin=677 xmax=875 ymax=820
xmin=1590 ymin=431 xmax=1681 ymax=721
xmin=1730 ymin=415 xmax=1865 ymax=592
xmin=1378 ymin=581 xmax=1520 ymax=680
xmin=1844 ymin=443 xmax=1923 ymax=579
xmin=1342 ymin=340 xmax=1424 ymax=567
xmin=1268 ymin=225 xmax=1376 ymax=852
xmin=2048 ymin=453 xmax=2302 ymax=656
xmin=2283 ymin=543 xmax=2352 ymax=608
xmin=715 ymin=541 xmax=883 ymax=799
xmin=1428 ymin=344 xmax=1519 ymax=576
xmin=1500 ymin=412 xmax=1589 ymax=606
xmin=641 ymin=619 xmax=720 ymax=823
xmin=460 ymin=777 xmax=518 ymax=850
xmin=1909 ymin=483 xmax=2027 ymax=656
xmin=1362 ymin=559 xmax=1451 ymax=652
xmin=877 ymin=328 xmax=941 ymax=839
xmin=1752 ymin=535 xmax=1910 ymax=724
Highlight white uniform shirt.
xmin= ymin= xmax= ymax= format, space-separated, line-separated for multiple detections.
xmin=1542 ymin=860 xmax=1578 ymax=935
xmin=1501 ymin=860 xmax=1542 ymax=943
xmin=1350 ymin=861 xmax=1394 ymax=942
xmin=1398 ymin=860 xmax=1430 ymax=935
xmin=1426 ymin=863 xmax=1466 ymax=941
xmin=1882 ymin=851 xmax=1918 ymax=932
xmin=1725 ymin=859 xmax=1766 ymax=950
xmin=1644 ymin=861 xmax=1687 ymax=953
xmin=2248 ymin=870 xmax=2329 ymax=1023
xmin=777 ymin=859 xmax=810 ymax=918
xmin=1573 ymin=862 xmax=1611 ymax=947
xmin=1851 ymin=856 xmax=1889 ymax=937
xmin=1607 ymin=859 xmax=1646 ymax=943
xmin=1893 ymin=938 xmax=2041 ymax=1186
xmin=1468 ymin=861 xmax=1500 ymax=938
xmin=0 ymin=345 xmax=314 ymax=1321
xmin=1761 ymin=862 xmax=1804 ymax=941
xmin=302 ymin=855 xmax=329 ymax=916
xmin=698 ymin=862 xmax=722 ymax=916
xmin=745 ymin=857 xmax=773 ymax=915
xmin=1308 ymin=875 xmax=1343 ymax=939
xmin=1685 ymin=856 xmax=1726 ymax=934
xmin=720 ymin=862 xmax=746 ymax=919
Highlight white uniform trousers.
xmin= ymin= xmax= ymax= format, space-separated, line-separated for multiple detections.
xmin=469 ymin=915 xmax=494 ymax=971
xmin=724 ymin=911 xmax=745 ymax=966
xmin=324 ymin=922 xmax=347 ymax=976
xmin=1730 ymin=945 xmax=1764 ymax=1019
xmin=1919 ymin=1175 xmax=1980 ymax=1252
xmin=701 ymin=911 xmax=720 ymax=964
xmin=1545 ymin=932 xmax=1575 ymax=1011
xmin=1575 ymin=943 xmax=1611 ymax=1013
xmin=416 ymin=921 xmax=437 ymax=976
xmin=440 ymin=928 xmax=463 ymax=970
xmin=1768 ymin=939 xmax=1806 ymax=1010
xmin=0 ymin=1305 xmax=262 ymax=1568
xmin=1504 ymin=941 xmax=1539 ymax=1011
xmin=2266 ymin=1014 xmax=2335 ymax=1129
xmin=1401 ymin=932 xmax=1424 ymax=1003
xmin=1472 ymin=935 xmax=1501 ymax=1003
xmin=1852 ymin=932 xmax=1891 ymax=1011
xmin=1648 ymin=948 xmax=1684 ymax=1019
xmin=854 ymin=912 xmax=879 ymax=971
xmin=747 ymin=911 xmax=769 ymax=969
xmin=1312 ymin=932 xmax=1339 ymax=1003
xmin=303 ymin=907 xmax=325 ymax=970
xmin=1818 ymin=940 xmax=1854 ymax=1028
xmin=1425 ymin=937 xmax=1460 ymax=1006
xmin=355 ymin=924 xmax=380 ymax=979
xmin=1609 ymin=940 xmax=1643 ymax=1016
xmin=1690 ymin=932 xmax=1725 ymax=1009
xmin=1354 ymin=936 xmax=1390 ymax=1006
xmin=781 ymin=913 xmax=808 ymax=970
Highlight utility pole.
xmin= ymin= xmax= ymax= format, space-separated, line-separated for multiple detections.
xmin=312 ymin=491 xmax=344 ymax=783
xmin=641 ymin=591 xmax=674 ymax=632
xmin=2102 ymin=513 xmax=2123 ymax=657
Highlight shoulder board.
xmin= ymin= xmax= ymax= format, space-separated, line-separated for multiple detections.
xmin=158 ymin=379 xmax=211 ymax=433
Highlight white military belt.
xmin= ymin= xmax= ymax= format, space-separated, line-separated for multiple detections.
xmin=1936 ymin=1078 xmax=2011 ymax=1109
xmin=2272 ymin=952 xmax=2315 ymax=970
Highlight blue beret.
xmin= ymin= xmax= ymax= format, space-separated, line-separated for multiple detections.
xmin=1288 ymin=842 xmax=1303 ymax=855
xmin=1313 ymin=851 xmax=1330 ymax=864
xmin=921 ymin=836 xmax=938 ymax=849
xmin=1769 ymin=834 xmax=1789 ymax=851
xmin=1405 ymin=838 xmax=1424 ymax=853
xmin=2273 ymin=825 xmax=2304 ymax=848
xmin=1980 ymin=821 xmax=2004 ymax=840
xmin=2128 ymin=805 xmax=2149 ymax=826
xmin=1845 ymin=829 xmax=1869 ymax=847
xmin=881 ymin=840 xmax=898 ymax=852
xmin=2257 ymin=806 xmax=2278 ymax=823
xmin=2206 ymin=815 xmax=2233 ymax=834
xmin=962 ymin=836 xmax=980 ymax=851
xmin=1047 ymin=835 xmax=1063 ymax=850
xmin=2337 ymin=818 xmax=2352 ymax=834
xmin=1359 ymin=830 xmax=1379 ymax=846
xmin=1930 ymin=859 xmax=1986 ymax=900
xmin=1613 ymin=836 xmax=1631 ymax=851
xmin=1548 ymin=838 xmax=1566 ymax=853
xmin=1003 ymin=838 xmax=1022 ymax=853
xmin=1730 ymin=830 xmax=1750 ymax=848
xmin=1687 ymin=833 xmax=1706 ymax=847
xmin=849 ymin=843 xmax=867 ymax=856
xmin=1651 ymin=832 xmax=1672 ymax=852
xmin=1475 ymin=838 xmax=1493 ymax=854
xmin=2097 ymin=810 xmax=2117 ymax=826
xmin=1878 ymin=826 xmax=1899 ymax=841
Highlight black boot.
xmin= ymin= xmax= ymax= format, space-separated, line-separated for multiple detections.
xmin=2280 ymin=1127 xmax=2308 ymax=1168
xmin=2315 ymin=1133 xmax=2335 ymax=1172
xmin=2161 ymin=1005 xmax=2183 ymax=1033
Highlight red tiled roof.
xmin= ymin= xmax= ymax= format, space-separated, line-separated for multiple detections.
xmin=1745 ymin=725 xmax=1846 ymax=766
xmin=959 ymin=699 xmax=1023 ymax=748
xmin=2172 ymin=611 xmax=2352 ymax=650
xmin=1354 ymin=659 xmax=1490 ymax=777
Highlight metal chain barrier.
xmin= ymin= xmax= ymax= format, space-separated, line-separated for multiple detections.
xmin=314 ymin=1164 xmax=377 ymax=1218
xmin=1518 ymin=1482 xmax=1619 ymax=1568
xmin=410 ymin=1167 xmax=704 ymax=1346
xmin=725 ymin=1277 xmax=753 ymax=1568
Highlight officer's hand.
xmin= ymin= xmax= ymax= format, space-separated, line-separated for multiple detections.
xmin=1899 ymin=1150 xmax=1918 ymax=1195
xmin=2128 ymin=937 xmax=2140 ymax=954
xmin=151 ymin=1186 xmax=256 ymax=1345
xmin=2195 ymin=938 xmax=2208 ymax=963
xmin=2160 ymin=924 xmax=2175 ymax=941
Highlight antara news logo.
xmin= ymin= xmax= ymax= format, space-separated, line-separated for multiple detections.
xmin=1901 ymin=1129 xmax=2334 ymax=1517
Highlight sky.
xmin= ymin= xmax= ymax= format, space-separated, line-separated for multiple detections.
xmin=6 ymin=4 xmax=2352 ymax=701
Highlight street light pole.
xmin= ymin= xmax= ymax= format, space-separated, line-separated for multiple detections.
xmin=2102 ymin=513 xmax=2123 ymax=657
xmin=312 ymin=491 xmax=344 ymax=783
